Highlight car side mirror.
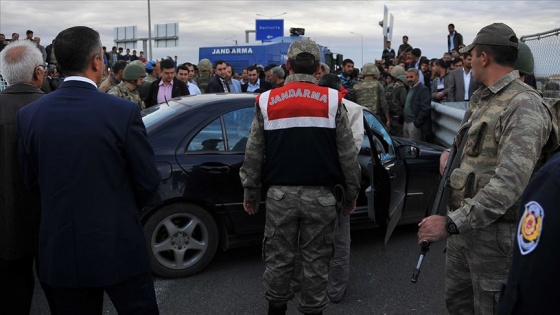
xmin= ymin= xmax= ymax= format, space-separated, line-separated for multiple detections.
xmin=398 ymin=145 xmax=419 ymax=159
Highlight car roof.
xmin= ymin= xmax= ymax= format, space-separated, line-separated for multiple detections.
xmin=147 ymin=93 xmax=257 ymax=111
xmin=142 ymin=93 xmax=258 ymax=130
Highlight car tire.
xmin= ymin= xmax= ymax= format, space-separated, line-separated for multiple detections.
xmin=144 ymin=203 xmax=219 ymax=278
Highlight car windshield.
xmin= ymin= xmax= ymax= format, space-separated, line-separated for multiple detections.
xmin=142 ymin=104 xmax=180 ymax=131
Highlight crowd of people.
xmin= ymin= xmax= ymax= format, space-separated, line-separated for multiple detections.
xmin=1 ymin=22 xmax=559 ymax=315
xmin=0 ymin=24 xmax=536 ymax=146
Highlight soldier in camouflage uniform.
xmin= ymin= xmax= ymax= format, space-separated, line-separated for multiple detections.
xmin=107 ymin=63 xmax=146 ymax=111
xmin=497 ymin=42 xmax=560 ymax=314
xmin=384 ymin=65 xmax=406 ymax=136
xmin=353 ymin=63 xmax=389 ymax=128
xmin=138 ymin=60 xmax=159 ymax=101
xmin=389 ymin=74 xmax=409 ymax=137
xmin=194 ymin=59 xmax=213 ymax=93
xmin=240 ymin=39 xmax=360 ymax=315
xmin=418 ymin=23 xmax=555 ymax=314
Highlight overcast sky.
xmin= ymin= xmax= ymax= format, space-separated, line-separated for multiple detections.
xmin=1 ymin=0 xmax=559 ymax=70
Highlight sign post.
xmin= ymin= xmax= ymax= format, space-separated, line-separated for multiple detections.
xmin=255 ymin=19 xmax=284 ymax=41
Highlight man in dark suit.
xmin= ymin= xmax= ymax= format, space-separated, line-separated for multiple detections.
xmin=0 ymin=39 xmax=49 ymax=315
xmin=403 ymin=68 xmax=432 ymax=141
xmin=241 ymin=65 xmax=272 ymax=93
xmin=145 ymin=58 xmax=189 ymax=107
xmin=16 ymin=26 xmax=160 ymax=314
xmin=447 ymin=23 xmax=464 ymax=53
xmin=448 ymin=53 xmax=480 ymax=102
xmin=206 ymin=60 xmax=231 ymax=93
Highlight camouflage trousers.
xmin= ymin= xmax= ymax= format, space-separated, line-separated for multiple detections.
xmin=263 ymin=185 xmax=337 ymax=314
xmin=445 ymin=221 xmax=515 ymax=315
xmin=327 ymin=213 xmax=351 ymax=302
xmin=291 ymin=213 xmax=351 ymax=302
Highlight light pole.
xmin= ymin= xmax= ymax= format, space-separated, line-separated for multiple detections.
xmin=147 ymin=0 xmax=153 ymax=61
xmin=350 ymin=32 xmax=364 ymax=67
xmin=256 ymin=12 xmax=287 ymax=19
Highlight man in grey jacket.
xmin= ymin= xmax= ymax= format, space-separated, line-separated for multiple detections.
xmin=447 ymin=53 xmax=480 ymax=102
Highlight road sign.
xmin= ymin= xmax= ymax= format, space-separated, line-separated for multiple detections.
xmin=154 ymin=23 xmax=179 ymax=48
xmin=255 ymin=19 xmax=284 ymax=41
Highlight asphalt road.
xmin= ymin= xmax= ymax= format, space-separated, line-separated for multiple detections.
xmin=31 ymin=224 xmax=447 ymax=315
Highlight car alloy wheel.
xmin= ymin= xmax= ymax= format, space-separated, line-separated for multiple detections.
xmin=144 ymin=203 xmax=219 ymax=277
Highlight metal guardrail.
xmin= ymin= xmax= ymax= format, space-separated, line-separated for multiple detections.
xmin=430 ymin=102 xmax=468 ymax=147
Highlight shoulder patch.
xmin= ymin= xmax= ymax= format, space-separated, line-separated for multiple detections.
xmin=517 ymin=201 xmax=544 ymax=255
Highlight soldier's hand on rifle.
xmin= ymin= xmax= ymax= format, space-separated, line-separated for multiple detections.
xmin=243 ymin=199 xmax=259 ymax=215
xmin=417 ymin=215 xmax=450 ymax=245
xmin=440 ymin=150 xmax=450 ymax=175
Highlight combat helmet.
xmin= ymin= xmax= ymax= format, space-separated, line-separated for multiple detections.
xmin=122 ymin=64 xmax=146 ymax=81
xmin=514 ymin=41 xmax=534 ymax=76
xmin=396 ymin=74 xmax=408 ymax=85
xmin=390 ymin=65 xmax=406 ymax=78
xmin=198 ymin=59 xmax=212 ymax=72
xmin=361 ymin=63 xmax=380 ymax=77
xmin=130 ymin=60 xmax=145 ymax=67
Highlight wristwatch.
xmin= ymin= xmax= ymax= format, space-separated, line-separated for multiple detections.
xmin=445 ymin=216 xmax=459 ymax=235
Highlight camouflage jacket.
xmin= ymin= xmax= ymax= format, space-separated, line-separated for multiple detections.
xmin=107 ymin=81 xmax=145 ymax=111
xmin=195 ymin=73 xmax=212 ymax=93
xmin=353 ymin=80 xmax=388 ymax=115
xmin=392 ymin=84 xmax=408 ymax=117
xmin=384 ymin=82 xmax=396 ymax=113
xmin=448 ymin=71 xmax=552 ymax=233
xmin=240 ymin=73 xmax=361 ymax=204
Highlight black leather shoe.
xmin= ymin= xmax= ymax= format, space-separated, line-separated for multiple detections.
xmin=268 ymin=303 xmax=287 ymax=315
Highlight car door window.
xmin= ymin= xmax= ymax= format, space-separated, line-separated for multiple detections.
xmin=363 ymin=110 xmax=395 ymax=162
xmin=223 ymin=107 xmax=254 ymax=152
xmin=186 ymin=119 xmax=225 ymax=152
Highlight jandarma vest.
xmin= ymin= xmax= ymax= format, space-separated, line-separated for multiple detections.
xmin=257 ymin=82 xmax=344 ymax=187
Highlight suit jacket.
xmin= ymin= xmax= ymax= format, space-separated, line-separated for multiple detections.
xmin=0 ymin=84 xmax=43 ymax=260
xmin=145 ymin=77 xmax=189 ymax=108
xmin=431 ymin=71 xmax=453 ymax=102
xmin=409 ymin=82 xmax=432 ymax=136
xmin=17 ymin=79 xmax=160 ymax=287
xmin=228 ymin=78 xmax=242 ymax=93
xmin=241 ymin=79 xmax=272 ymax=93
xmin=448 ymin=68 xmax=481 ymax=102
xmin=447 ymin=31 xmax=464 ymax=53
xmin=206 ymin=75 xmax=229 ymax=93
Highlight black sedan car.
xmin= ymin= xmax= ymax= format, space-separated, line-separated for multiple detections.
xmin=141 ymin=93 xmax=444 ymax=278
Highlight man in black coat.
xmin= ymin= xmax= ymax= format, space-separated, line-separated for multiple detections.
xmin=403 ymin=68 xmax=432 ymax=141
xmin=447 ymin=23 xmax=464 ymax=53
xmin=241 ymin=65 xmax=272 ymax=93
xmin=206 ymin=60 xmax=232 ymax=93
xmin=0 ymin=39 xmax=48 ymax=315
xmin=17 ymin=26 xmax=160 ymax=314
xmin=145 ymin=58 xmax=189 ymax=107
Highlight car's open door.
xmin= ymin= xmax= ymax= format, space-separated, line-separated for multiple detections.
xmin=363 ymin=112 xmax=407 ymax=245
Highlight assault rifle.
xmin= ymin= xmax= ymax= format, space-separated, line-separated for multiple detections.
xmin=430 ymin=109 xmax=472 ymax=216
xmin=411 ymin=240 xmax=430 ymax=283
xmin=411 ymin=109 xmax=472 ymax=283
